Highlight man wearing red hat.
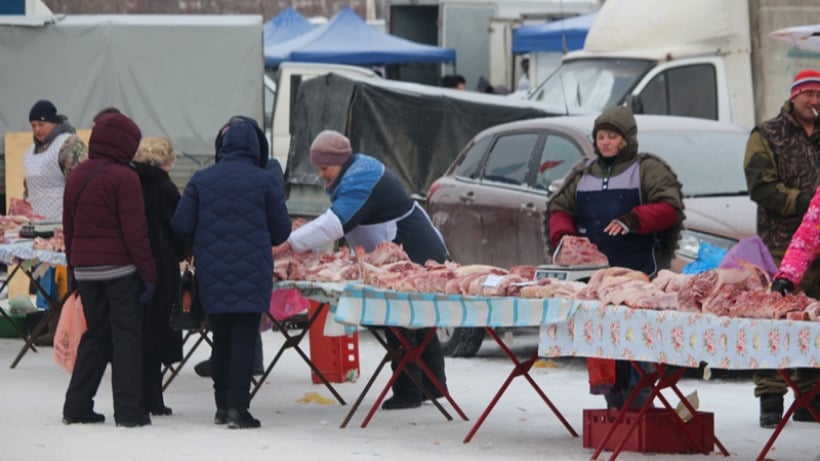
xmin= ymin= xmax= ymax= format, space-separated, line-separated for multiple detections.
xmin=744 ymin=68 xmax=820 ymax=428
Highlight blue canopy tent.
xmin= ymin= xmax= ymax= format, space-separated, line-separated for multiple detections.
xmin=265 ymin=7 xmax=454 ymax=67
xmin=512 ymin=13 xmax=596 ymax=53
xmin=263 ymin=7 xmax=315 ymax=47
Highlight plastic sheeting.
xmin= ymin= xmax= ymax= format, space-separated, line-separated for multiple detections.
xmin=286 ymin=73 xmax=555 ymax=197
xmin=0 ymin=15 xmax=264 ymax=158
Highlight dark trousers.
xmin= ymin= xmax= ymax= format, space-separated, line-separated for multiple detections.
xmin=386 ymin=327 xmax=447 ymax=401
xmin=754 ymin=368 xmax=820 ymax=397
xmin=142 ymin=352 xmax=164 ymax=413
xmin=63 ymin=273 xmax=144 ymax=422
xmin=209 ymin=312 xmax=260 ymax=411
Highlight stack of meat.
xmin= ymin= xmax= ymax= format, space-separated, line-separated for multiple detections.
xmin=0 ymin=198 xmax=48 ymax=243
xmin=32 ymin=227 xmax=65 ymax=252
xmin=274 ymin=241 xmax=540 ymax=297
xmin=272 ymin=232 xmax=820 ymax=321
xmin=534 ymin=265 xmax=820 ymax=321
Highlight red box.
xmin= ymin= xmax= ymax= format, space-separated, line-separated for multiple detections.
xmin=582 ymin=408 xmax=715 ymax=454
xmin=307 ymin=300 xmax=360 ymax=384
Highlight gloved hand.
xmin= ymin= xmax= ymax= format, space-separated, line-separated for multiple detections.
xmin=770 ymin=278 xmax=794 ymax=296
xmin=139 ymin=281 xmax=156 ymax=304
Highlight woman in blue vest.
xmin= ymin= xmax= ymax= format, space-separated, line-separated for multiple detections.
xmin=274 ymin=130 xmax=449 ymax=410
xmin=547 ymin=106 xmax=685 ymax=409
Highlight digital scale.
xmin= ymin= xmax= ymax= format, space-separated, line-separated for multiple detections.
xmin=534 ymin=264 xmax=608 ymax=282
xmin=19 ymin=221 xmax=61 ymax=239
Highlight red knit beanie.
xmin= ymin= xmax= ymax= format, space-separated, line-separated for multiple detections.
xmin=309 ymin=130 xmax=352 ymax=166
xmin=790 ymin=69 xmax=820 ymax=100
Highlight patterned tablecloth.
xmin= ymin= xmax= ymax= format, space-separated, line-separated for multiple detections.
xmin=277 ymin=281 xmax=580 ymax=336
xmin=538 ymin=302 xmax=820 ymax=370
xmin=0 ymin=240 xmax=66 ymax=266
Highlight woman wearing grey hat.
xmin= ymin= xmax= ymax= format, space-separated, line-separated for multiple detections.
xmin=273 ymin=129 xmax=450 ymax=410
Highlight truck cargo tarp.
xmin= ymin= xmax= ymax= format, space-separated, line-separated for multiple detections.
xmin=512 ymin=13 xmax=596 ymax=53
xmin=0 ymin=15 xmax=264 ymax=158
xmin=286 ymin=73 xmax=555 ymax=197
xmin=265 ymin=7 xmax=455 ymax=67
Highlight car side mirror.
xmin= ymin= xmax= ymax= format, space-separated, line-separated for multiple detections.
xmin=625 ymin=94 xmax=644 ymax=114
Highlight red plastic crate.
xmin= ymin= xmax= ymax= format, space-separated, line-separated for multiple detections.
xmin=307 ymin=300 xmax=360 ymax=383
xmin=582 ymin=408 xmax=715 ymax=454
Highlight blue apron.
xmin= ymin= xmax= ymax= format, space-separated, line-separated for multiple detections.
xmin=575 ymin=161 xmax=658 ymax=276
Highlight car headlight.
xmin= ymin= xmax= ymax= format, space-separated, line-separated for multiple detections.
xmin=676 ymin=229 xmax=738 ymax=261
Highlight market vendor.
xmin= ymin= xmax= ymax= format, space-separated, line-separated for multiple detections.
xmin=273 ymin=130 xmax=449 ymax=410
xmin=546 ymin=106 xmax=685 ymax=410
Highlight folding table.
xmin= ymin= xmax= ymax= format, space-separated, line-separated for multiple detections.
xmin=331 ymin=284 xmax=579 ymax=437
xmin=539 ymin=301 xmax=820 ymax=461
xmin=0 ymin=240 xmax=68 ymax=369
xmin=160 ymin=302 xmax=345 ymax=405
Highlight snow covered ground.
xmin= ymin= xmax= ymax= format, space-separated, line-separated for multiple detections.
xmin=0 ymin=329 xmax=819 ymax=461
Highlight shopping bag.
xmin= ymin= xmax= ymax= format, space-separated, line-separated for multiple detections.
xmin=718 ymin=236 xmax=778 ymax=277
xmin=53 ymin=291 xmax=87 ymax=373
xmin=269 ymin=288 xmax=310 ymax=321
xmin=170 ymin=265 xmax=204 ymax=331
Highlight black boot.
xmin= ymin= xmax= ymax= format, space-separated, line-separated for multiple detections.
xmin=227 ymin=408 xmax=260 ymax=429
xmin=214 ymin=408 xmax=227 ymax=425
xmin=759 ymin=394 xmax=784 ymax=428
xmin=793 ymin=395 xmax=820 ymax=422
xmin=194 ymin=359 xmax=212 ymax=377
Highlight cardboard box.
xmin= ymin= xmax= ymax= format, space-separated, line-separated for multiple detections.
xmin=583 ymin=408 xmax=715 ymax=454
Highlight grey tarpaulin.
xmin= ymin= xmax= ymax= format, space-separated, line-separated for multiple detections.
xmin=286 ymin=73 xmax=557 ymax=198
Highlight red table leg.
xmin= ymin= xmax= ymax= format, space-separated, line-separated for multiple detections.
xmin=463 ymin=327 xmax=578 ymax=443
xmin=343 ymin=326 xmax=468 ymax=428
xmin=755 ymin=370 xmax=820 ymax=461
xmin=591 ymin=362 xmax=729 ymax=461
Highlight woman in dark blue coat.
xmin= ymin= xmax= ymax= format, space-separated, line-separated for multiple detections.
xmin=171 ymin=117 xmax=291 ymax=429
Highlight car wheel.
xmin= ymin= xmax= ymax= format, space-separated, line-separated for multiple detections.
xmin=437 ymin=327 xmax=485 ymax=357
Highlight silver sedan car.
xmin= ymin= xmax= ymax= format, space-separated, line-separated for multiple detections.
xmin=426 ymin=114 xmax=756 ymax=356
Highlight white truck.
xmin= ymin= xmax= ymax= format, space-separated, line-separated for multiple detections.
xmin=527 ymin=0 xmax=820 ymax=129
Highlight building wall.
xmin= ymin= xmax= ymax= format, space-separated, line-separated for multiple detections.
xmin=40 ymin=0 xmax=382 ymax=20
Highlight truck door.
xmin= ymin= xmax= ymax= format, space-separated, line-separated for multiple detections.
xmin=629 ymin=57 xmax=729 ymax=122
xmin=441 ymin=3 xmax=496 ymax=90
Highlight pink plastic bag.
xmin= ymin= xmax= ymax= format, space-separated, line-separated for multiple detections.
xmin=261 ymin=289 xmax=310 ymax=331
xmin=53 ymin=291 xmax=87 ymax=373
xmin=718 ymin=236 xmax=778 ymax=277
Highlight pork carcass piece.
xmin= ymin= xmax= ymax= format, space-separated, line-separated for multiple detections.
xmin=652 ymin=269 xmax=689 ymax=293
xmin=678 ymin=267 xmax=769 ymax=313
xmin=575 ymin=267 xmax=649 ymax=300
xmin=362 ymin=241 xmax=409 ymax=266
xmin=553 ymin=236 xmax=609 ymax=266
xmin=8 ymin=198 xmax=46 ymax=222
xmin=727 ymin=290 xmax=812 ymax=320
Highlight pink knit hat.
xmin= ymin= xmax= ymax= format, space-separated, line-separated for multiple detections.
xmin=790 ymin=69 xmax=820 ymax=100
xmin=309 ymin=130 xmax=352 ymax=166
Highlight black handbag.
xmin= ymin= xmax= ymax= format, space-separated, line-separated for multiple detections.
xmin=170 ymin=263 xmax=204 ymax=331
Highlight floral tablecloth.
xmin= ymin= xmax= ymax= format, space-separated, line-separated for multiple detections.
xmin=538 ymin=302 xmax=820 ymax=370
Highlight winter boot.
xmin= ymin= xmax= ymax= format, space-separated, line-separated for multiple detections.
xmin=793 ymin=395 xmax=820 ymax=422
xmin=226 ymin=408 xmax=260 ymax=429
xmin=759 ymin=394 xmax=784 ymax=428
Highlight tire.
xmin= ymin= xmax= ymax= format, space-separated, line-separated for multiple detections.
xmin=437 ymin=327 xmax=485 ymax=357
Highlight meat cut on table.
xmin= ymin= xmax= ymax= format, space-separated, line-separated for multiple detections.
xmin=552 ymin=236 xmax=609 ymax=267
xmin=272 ymin=240 xmax=820 ymax=322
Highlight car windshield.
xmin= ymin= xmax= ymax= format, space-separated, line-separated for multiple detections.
xmin=639 ymin=130 xmax=749 ymax=197
xmin=528 ymin=58 xmax=653 ymax=112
